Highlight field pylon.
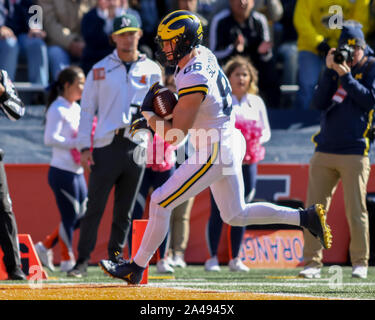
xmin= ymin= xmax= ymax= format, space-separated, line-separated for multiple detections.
xmin=131 ymin=220 xmax=149 ymax=284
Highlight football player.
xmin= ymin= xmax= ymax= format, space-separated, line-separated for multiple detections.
xmin=99 ymin=10 xmax=332 ymax=284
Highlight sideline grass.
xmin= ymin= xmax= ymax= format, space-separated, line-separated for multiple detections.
xmin=1 ymin=265 xmax=374 ymax=300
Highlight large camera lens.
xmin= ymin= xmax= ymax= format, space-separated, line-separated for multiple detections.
xmin=333 ymin=45 xmax=355 ymax=64
xmin=333 ymin=50 xmax=348 ymax=64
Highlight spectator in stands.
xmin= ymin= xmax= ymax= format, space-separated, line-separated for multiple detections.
xmin=300 ymin=24 xmax=375 ymax=279
xmin=196 ymin=0 xmax=227 ymax=21
xmin=170 ymin=0 xmax=209 ymax=46
xmin=35 ymin=66 xmax=87 ymax=273
xmin=293 ymin=0 xmax=371 ymax=109
xmin=0 ymin=69 xmax=27 ymax=280
xmin=120 ymin=0 xmax=142 ymax=23
xmin=81 ymin=0 xmax=142 ymax=75
xmin=209 ymin=0 xmax=281 ymax=108
xmin=273 ymin=0 xmax=298 ymax=108
xmin=67 ymin=14 xmax=162 ymax=277
xmin=132 ymin=0 xmax=169 ymax=58
xmin=0 ymin=0 xmax=48 ymax=86
xmin=37 ymin=0 xmax=96 ymax=80
xmin=274 ymin=0 xmax=297 ymax=84
xmin=205 ymin=55 xmax=271 ymax=272
xmin=80 ymin=0 xmax=115 ymax=75
xmin=254 ymin=0 xmax=283 ymax=23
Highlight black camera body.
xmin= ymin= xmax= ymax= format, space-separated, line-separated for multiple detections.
xmin=333 ymin=44 xmax=355 ymax=64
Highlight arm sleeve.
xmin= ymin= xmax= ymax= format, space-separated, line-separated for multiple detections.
xmin=44 ymin=107 xmax=76 ymax=149
xmin=257 ymin=97 xmax=271 ymax=144
xmin=264 ymin=0 xmax=284 ymax=22
xmin=340 ymin=69 xmax=375 ymax=112
xmin=253 ymin=11 xmax=271 ymax=42
xmin=76 ymin=69 xmax=98 ymax=150
xmin=150 ymin=67 xmax=163 ymax=87
xmin=177 ymin=70 xmax=209 ymax=100
xmin=0 ymin=70 xmax=25 ymax=121
xmin=310 ymin=68 xmax=339 ymax=110
xmin=209 ymin=9 xmax=235 ymax=60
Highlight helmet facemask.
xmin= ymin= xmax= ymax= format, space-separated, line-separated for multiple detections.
xmin=155 ymin=34 xmax=197 ymax=67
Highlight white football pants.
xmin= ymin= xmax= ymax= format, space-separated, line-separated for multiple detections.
xmin=134 ymin=130 xmax=300 ymax=267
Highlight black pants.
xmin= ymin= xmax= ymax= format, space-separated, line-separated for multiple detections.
xmin=77 ymin=134 xmax=146 ymax=262
xmin=0 ymin=149 xmax=21 ymax=273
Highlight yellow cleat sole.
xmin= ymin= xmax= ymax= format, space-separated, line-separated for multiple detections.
xmin=315 ymin=204 xmax=333 ymax=249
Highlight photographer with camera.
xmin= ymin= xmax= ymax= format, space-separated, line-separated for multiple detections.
xmin=299 ymin=23 xmax=375 ymax=279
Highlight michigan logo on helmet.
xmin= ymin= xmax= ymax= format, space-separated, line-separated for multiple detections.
xmin=155 ymin=10 xmax=203 ymax=67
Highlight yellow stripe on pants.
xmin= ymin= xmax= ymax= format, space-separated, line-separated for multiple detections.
xmin=158 ymin=142 xmax=219 ymax=208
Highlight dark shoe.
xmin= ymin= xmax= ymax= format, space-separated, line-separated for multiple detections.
xmin=99 ymin=259 xmax=145 ymax=284
xmin=300 ymin=204 xmax=332 ymax=249
xmin=8 ymin=267 xmax=27 ymax=280
xmin=67 ymin=259 xmax=88 ymax=278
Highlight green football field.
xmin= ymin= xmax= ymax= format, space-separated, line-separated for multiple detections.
xmin=3 ymin=264 xmax=373 ymax=300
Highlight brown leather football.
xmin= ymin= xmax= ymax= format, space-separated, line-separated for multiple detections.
xmin=152 ymin=87 xmax=178 ymax=120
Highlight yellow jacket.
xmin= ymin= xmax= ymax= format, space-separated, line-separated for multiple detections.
xmin=293 ymin=0 xmax=371 ymax=54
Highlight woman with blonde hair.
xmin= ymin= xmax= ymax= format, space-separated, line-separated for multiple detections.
xmin=205 ymin=56 xmax=271 ymax=272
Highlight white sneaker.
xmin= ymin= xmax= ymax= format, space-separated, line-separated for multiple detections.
xmin=173 ymin=254 xmax=187 ymax=268
xmin=165 ymin=256 xmax=176 ymax=267
xmin=204 ymin=256 xmax=221 ymax=272
xmin=156 ymin=259 xmax=175 ymax=273
xmin=60 ymin=259 xmax=76 ymax=273
xmin=228 ymin=258 xmax=249 ymax=272
xmin=298 ymin=267 xmax=321 ymax=279
xmin=35 ymin=241 xmax=55 ymax=271
xmin=352 ymin=266 xmax=368 ymax=279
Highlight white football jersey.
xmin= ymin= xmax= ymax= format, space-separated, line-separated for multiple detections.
xmin=174 ymin=46 xmax=235 ymax=148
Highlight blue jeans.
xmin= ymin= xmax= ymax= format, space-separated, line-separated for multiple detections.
xmin=0 ymin=37 xmax=18 ymax=80
xmin=277 ymin=41 xmax=298 ymax=85
xmin=48 ymin=45 xmax=71 ymax=81
xmin=295 ymin=50 xmax=324 ymax=109
xmin=0 ymin=34 xmax=48 ymax=85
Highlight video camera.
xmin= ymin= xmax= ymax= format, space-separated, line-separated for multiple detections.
xmin=333 ymin=44 xmax=355 ymax=64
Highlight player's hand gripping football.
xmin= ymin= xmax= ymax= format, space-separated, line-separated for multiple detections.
xmin=140 ymin=81 xmax=164 ymax=120
xmin=129 ymin=117 xmax=153 ymax=138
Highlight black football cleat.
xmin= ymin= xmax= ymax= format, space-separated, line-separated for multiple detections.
xmin=300 ymin=204 xmax=332 ymax=249
xmin=99 ymin=259 xmax=145 ymax=285
xmin=7 ymin=267 xmax=27 ymax=280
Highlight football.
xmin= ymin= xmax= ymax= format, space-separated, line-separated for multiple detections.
xmin=153 ymin=87 xmax=178 ymax=120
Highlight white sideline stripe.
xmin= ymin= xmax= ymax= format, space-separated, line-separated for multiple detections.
xmin=2 ymin=280 xmax=375 ymax=287
xmin=148 ymin=281 xmax=375 ymax=288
